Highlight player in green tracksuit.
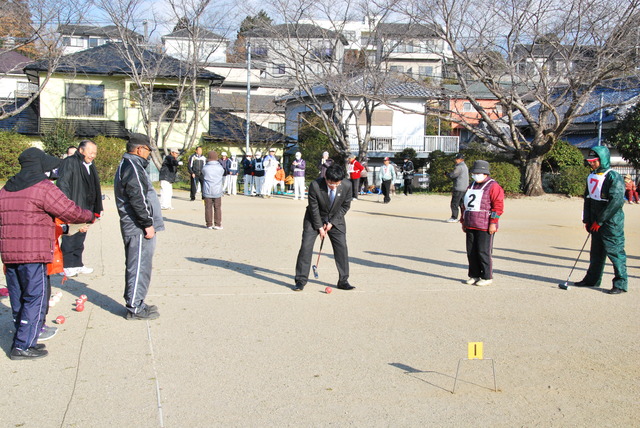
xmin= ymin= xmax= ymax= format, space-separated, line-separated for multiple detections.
xmin=573 ymin=146 xmax=628 ymax=294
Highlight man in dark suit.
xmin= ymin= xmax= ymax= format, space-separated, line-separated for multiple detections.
xmin=57 ymin=139 xmax=103 ymax=277
xmin=294 ymin=164 xmax=355 ymax=291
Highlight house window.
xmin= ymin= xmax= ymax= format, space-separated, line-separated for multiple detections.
xmin=462 ymin=102 xmax=476 ymax=113
xmin=151 ymin=88 xmax=182 ymax=121
xmin=275 ymin=64 xmax=286 ymax=75
xmin=89 ymin=38 xmax=98 ymax=48
xmin=389 ymin=65 xmax=404 ymax=73
xmin=343 ymin=31 xmax=356 ymax=42
xmin=62 ymin=37 xmax=71 ymax=46
xmin=419 ymin=66 xmax=433 ymax=77
xmin=268 ymin=122 xmax=285 ymax=133
xmin=65 ymin=83 xmax=105 ymax=117
xmin=252 ymin=45 xmax=268 ymax=57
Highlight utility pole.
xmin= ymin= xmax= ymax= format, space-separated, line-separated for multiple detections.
xmin=245 ymin=40 xmax=251 ymax=154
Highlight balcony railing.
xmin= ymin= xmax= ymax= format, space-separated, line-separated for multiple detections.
xmin=349 ymin=135 xmax=459 ymax=154
xmin=64 ymin=97 xmax=105 ymax=117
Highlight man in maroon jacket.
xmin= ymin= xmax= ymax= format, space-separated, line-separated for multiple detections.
xmin=0 ymin=148 xmax=95 ymax=360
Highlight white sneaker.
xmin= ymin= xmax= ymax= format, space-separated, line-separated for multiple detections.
xmin=77 ymin=266 xmax=94 ymax=274
xmin=213 ymin=226 xmax=224 ymax=230
xmin=63 ymin=267 xmax=78 ymax=277
xmin=475 ymin=279 xmax=493 ymax=286
xmin=446 ymin=218 xmax=459 ymax=223
xmin=465 ymin=277 xmax=479 ymax=285
xmin=206 ymin=226 xmax=214 ymax=230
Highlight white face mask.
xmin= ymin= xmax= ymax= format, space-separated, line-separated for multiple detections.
xmin=295 ymin=154 xmax=301 ymax=160
xmin=471 ymin=174 xmax=487 ymax=183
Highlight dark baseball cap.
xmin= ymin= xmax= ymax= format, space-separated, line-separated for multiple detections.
xmin=455 ymin=153 xmax=465 ymax=159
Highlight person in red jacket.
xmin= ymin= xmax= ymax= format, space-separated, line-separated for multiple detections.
xmin=460 ymin=160 xmax=504 ymax=286
xmin=0 ymin=148 xmax=95 ymax=360
xmin=347 ymin=155 xmax=365 ymax=200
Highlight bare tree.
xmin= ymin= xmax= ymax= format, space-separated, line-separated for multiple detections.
xmin=94 ymin=0 xmax=233 ymax=168
xmin=0 ymin=0 xmax=91 ymax=121
xmin=245 ymin=0 xmax=427 ymax=161
xmin=405 ymin=0 xmax=640 ymax=195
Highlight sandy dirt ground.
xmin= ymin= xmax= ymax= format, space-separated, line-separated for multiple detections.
xmin=1 ymin=188 xmax=638 ymax=427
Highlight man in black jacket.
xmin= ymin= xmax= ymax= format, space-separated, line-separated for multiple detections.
xmin=187 ymin=146 xmax=206 ymax=201
xmin=159 ymin=148 xmax=181 ymax=209
xmin=294 ymin=164 xmax=355 ymax=292
xmin=57 ymin=140 xmax=103 ymax=277
xmin=114 ymin=134 xmax=165 ymax=320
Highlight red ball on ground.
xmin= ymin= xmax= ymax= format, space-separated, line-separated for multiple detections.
xmin=80 ymin=294 xmax=88 ymax=302
xmin=75 ymin=304 xmax=84 ymax=312
xmin=55 ymin=315 xmax=66 ymax=324
xmin=325 ymin=287 xmax=332 ymax=294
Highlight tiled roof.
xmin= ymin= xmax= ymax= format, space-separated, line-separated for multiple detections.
xmin=512 ymin=78 xmax=640 ymax=127
xmin=163 ymin=28 xmax=226 ymax=40
xmin=243 ymin=24 xmax=347 ymax=44
xmin=277 ymin=74 xmax=438 ymax=101
xmin=0 ymin=51 xmax=33 ymax=74
xmin=24 ymin=43 xmax=224 ymax=81
xmin=57 ymin=24 xmax=143 ymax=41
xmin=206 ymin=108 xmax=289 ymax=143
xmin=377 ymin=23 xmax=440 ymax=38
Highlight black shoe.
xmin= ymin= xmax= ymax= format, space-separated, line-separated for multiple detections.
xmin=34 ymin=343 xmax=46 ymax=350
xmin=573 ymin=280 xmax=597 ymax=287
xmin=608 ymin=287 xmax=625 ymax=295
xmin=337 ymin=283 xmax=356 ymax=290
xmin=10 ymin=346 xmax=48 ymax=360
xmin=293 ymin=283 xmax=305 ymax=291
xmin=126 ymin=306 xmax=160 ymax=320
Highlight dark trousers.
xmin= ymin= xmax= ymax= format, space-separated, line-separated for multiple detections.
xmin=450 ymin=190 xmax=465 ymax=219
xmin=361 ymin=177 xmax=368 ymax=192
xmin=204 ymin=197 xmax=222 ymax=227
xmin=583 ymin=229 xmax=628 ymax=290
xmin=190 ymin=174 xmax=205 ymax=200
xmin=123 ymin=234 xmax=156 ymax=314
xmin=295 ymin=224 xmax=349 ymax=286
xmin=381 ymin=179 xmax=392 ymax=203
xmin=466 ymin=229 xmax=494 ymax=279
xmin=61 ymin=232 xmax=87 ymax=268
xmin=6 ymin=263 xmax=47 ymax=350
xmin=350 ymin=178 xmax=360 ymax=199
xmin=403 ymin=178 xmax=413 ymax=195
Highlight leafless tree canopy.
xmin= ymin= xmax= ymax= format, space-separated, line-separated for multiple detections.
xmin=405 ymin=0 xmax=640 ymax=194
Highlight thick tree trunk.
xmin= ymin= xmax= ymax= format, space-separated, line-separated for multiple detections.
xmin=523 ymin=156 xmax=545 ymax=196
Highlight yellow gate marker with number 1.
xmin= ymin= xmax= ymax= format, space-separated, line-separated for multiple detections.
xmin=468 ymin=342 xmax=483 ymax=360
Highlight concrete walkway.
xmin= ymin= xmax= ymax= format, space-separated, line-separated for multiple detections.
xmin=1 ymin=190 xmax=638 ymax=427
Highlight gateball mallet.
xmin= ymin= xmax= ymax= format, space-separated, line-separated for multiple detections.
xmin=312 ymin=236 xmax=325 ymax=279
xmin=558 ymin=234 xmax=591 ymax=290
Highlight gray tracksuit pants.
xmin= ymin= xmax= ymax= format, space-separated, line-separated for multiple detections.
xmin=123 ymin=234 xmax=156 ymax=314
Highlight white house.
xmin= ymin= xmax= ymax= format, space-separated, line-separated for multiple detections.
xmin=279 ymin=75 xmax=459 ymax=157
xmin=162 ymin=27 xmax=229 ymax=64
xmin=302 ymin=17 xmax=452 ymax=81
xmin=0 ymin=50 xmax=35 ymax=102
xmin=57 ymin=25 xmax=144 ymax=55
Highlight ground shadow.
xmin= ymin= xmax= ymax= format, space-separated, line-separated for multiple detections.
xmin=163 ymin=217 xmax=204 ymax=229
xmin=186 ymin=257 xmax=296 ymax=290
xmin=0 ymin=275 xmax=124 ymax=355
xmin=364 ymin=251 xmax=559 ymax=284
xmin=389 ymin=362 xmax=498 ymax=393
xmin=352 ymin=210 xmax=451 ymax=224
xmin=51 ymin=275 xmax=124 ymax=317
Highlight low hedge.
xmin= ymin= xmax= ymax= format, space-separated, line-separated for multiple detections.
xmin=0 ymin=131 xmax=31 ymax=179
